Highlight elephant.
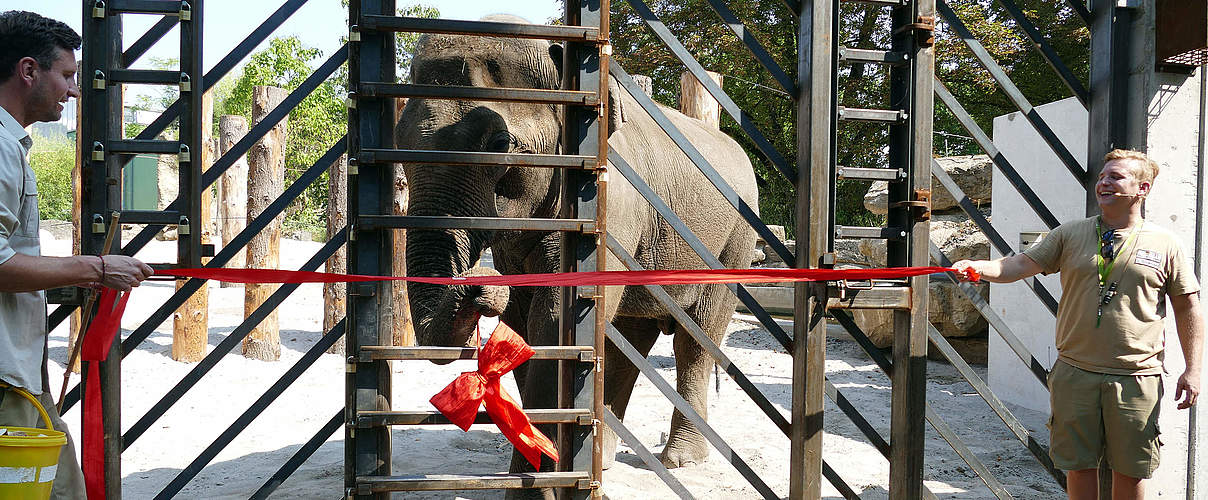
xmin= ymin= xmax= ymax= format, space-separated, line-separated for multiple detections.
xmin=395 ymin=14 xmax=758 ymax=493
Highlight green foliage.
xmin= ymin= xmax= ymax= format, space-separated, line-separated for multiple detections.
xmin=609 ymin=0 xmax=1088 ymax=237
xmin=28 ymin=134 xmax=75 ymax=221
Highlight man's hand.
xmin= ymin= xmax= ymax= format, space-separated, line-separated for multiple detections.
xmin=1176 ymin=370 xmax=1200 ymax=410
xmin=951 ymin=260 xmax=981 ymax=282
xmin=98 ymin=255 xmax=154 ymax=292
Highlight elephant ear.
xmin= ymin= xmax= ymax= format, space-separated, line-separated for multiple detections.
xmin=606 ymin=74 xmax=627 ymax=135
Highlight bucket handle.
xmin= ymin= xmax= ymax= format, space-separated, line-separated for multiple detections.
xmin=0 ymin=383 xmax=55 ymax=432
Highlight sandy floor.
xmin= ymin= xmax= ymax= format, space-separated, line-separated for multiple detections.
xmin=38 ymin=230 xmax=1191 ymax=499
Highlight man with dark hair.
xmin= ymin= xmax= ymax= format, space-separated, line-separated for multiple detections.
xmin=0 ymin=10 xmax=154 ymax=499
xmin=954 ymin=149 xmax=1205 ymax=500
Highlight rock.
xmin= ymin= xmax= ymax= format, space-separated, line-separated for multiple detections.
xmin=849 ymin=279 xmax=989 ymax=349
xmin=856 ymin=215 xmax=990 ymax=268
xmin=835 ymin=239 xmax=871 ymax=267
xmin=928 ymin=336 xmax=989 ymax=365
xmin=755 ymin=225 xmax=787 ymax=247
xmin=761 ymin=239 xmax=796 ymax=265
xmin=864 ymin=155 xmax=992 ymax=215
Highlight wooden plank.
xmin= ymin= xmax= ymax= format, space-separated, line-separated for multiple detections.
xmin=356 ymin=472 xmax=590 ymax=492
xmin=359 ymin=345 xmax=593 ymax=361
xmin=679 ymin=70 xmax=722 ymax=128
xmin=325 ymin=154 xmax=348 ymax=354
xmin=825 ymin=286 xmax=911 ymax=310
xmin=356 ymin=409 xmax=590 ymax=426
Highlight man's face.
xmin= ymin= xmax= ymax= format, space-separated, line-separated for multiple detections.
xmin=29 ymin=47 xmax=80 ymax=124
xmin=1095 ymin=159 xmax=1150 ymax=208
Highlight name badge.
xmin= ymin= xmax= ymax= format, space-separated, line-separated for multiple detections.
xmin=1134 ymin=248 xmax=1164 ymax=270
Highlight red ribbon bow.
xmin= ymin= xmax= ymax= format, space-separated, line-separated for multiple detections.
xmin=429 ymin=321 xmax=558 ymax=469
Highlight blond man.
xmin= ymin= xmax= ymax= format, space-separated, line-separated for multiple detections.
xmin=954 ymin=149 xmax=1204 ymax=500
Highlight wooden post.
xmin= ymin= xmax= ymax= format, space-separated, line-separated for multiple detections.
xmin=679 ymin=70 xmax=723 ymax=128
xmin=68 ymin=95 xmax=84 ymax=373
xmin=243 ymin=86 xmax=287 ymax=360
xmin=324 ymin=154 xmax=348 ymax=354
xmin=218 ymin=115 xmax=249 ymax=286
xmin=172 ymin=91 xmax=214 ymax=362
xmin=391 ymin=97 xmax=414 ymax=347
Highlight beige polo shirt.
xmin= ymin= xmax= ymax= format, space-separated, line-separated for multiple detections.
xmin=0 ymin=105 xmax=48 ymax=393
xmin=1024 ymin=216 xmax=1200 ymax=375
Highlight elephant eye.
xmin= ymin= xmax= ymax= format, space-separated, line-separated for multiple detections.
xmin=486 ymin=133 xmax=512 ymax=153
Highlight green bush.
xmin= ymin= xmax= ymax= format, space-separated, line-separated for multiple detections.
xmin=28 ymin=134 xmax=75 ymax=221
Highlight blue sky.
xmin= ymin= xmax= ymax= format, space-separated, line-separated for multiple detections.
xmin=7 ymin=1 xmax=562 ymax=74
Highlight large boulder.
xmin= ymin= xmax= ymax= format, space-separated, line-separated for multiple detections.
xmin=863 ymin=155 xmax=992 ymax=215
xmin=849 ymin=214 xmax=990 ymax=352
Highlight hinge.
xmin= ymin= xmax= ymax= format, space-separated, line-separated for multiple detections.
xmin=894 ymin=15 xmax=935 ymax=48
xmin=888 ymin=188 xmax=932 ymax=221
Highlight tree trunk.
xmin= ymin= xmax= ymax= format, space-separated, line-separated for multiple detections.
xmin=172 ymin=91 xmax=213 ymax=363
xmin=243 ymin=86 xmax=288 ymax=361
xmin=324 ymin=155 xmax=347 ymax=354
xmin=679 ymin=70 xmax=723 ymax=128
xmin=218 ymin=115 xmax=249 ymax=287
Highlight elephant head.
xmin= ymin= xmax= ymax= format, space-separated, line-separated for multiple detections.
xmin=396 ymin=15 xmax=625 ymax=350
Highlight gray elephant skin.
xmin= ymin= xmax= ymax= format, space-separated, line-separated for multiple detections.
xmin=394 ymin=14 xmax=759 ymax=490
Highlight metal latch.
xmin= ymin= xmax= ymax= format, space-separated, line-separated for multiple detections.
xmin=834 ymin=279 xmax=873 ymax=301
xmin=890 ymin=188 xmax=931 ymax=221
xmin=894 ymin=15 xmax=935 ymax=47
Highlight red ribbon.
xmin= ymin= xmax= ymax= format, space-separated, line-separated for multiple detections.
xmin=80 ymin=288 xmax=130 ymax=500
xmin=81 ymin=264 xmax=979 ymax=489
xmin=428 ymin=321 xmax=558 ymax=469
xmin=159 ymin=265 xmax=977 ymax=286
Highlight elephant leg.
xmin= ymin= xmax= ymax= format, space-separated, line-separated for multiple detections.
xmin=600 ymin=316 xmax=661 ymax=469
xmin=504 ymin=289 xmax=560 ymax=500
xmin=660 ymin=291 xmax=732 ymax=468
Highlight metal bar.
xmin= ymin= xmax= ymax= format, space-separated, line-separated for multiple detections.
xmin=839 ymin=46 xmax=908 ymax=65
xmin=934 ymin=79 xmax=1061 ymax=229
xmin=153 ymin=321 xmax=345 ymax=500
xmin=348 ymin=1 xmax=396 ymax=495
xmin=835 ymin=225 xmax=907 ymax=239
xmin=356 ymin=409 xmax=591 ymax=427
xmin=928 ymin=242 xmax=1051 ymax=389
xmin=927 ymin=325 xmax=1067 ymax=488
xmin=356 ymin=472 xmax=591 ymax=492
xmin=831 ymin=311 xmax=1012 ymax=499
xmin=837 ymin=166 xmax=905 ymax=181
xmin=59 ymin=138 xmax=346 ymax=412
xmin=122 ymin=15 xmax=178 ymax=67
xmin=249 ymin=410 xmax=343 ymax=500
xmin=359 ymin=15 xmax=600 ymax=41
xmin=359 ymin=82 xmax=599 ymax=105
xmin=825 ymin=286 xmax=912 ymax=309
xmin=608 ymin=152 xmax=792 ymax=349
xmin=702 ymin=0 xmax=796 ymax=94
xmin=610 ymin=65 xmax=796 ymax=265
xmin=838 ymin=106 xmax=907 ymax=123
xmin=845 ymin=0 xmax=907 ymax=5
xmin=601 ymin=409 xmax=695 ymax=500
xmin=121 ymin=233 xmax=345 ymax=449
xmin=620 ymin=0 xmax=797 ymax=183
xmin=357 ymin=215 xmax=594 ymax=232
xmin=1190 ymin=60 xmax=1208 ymax=500
xmin=604 ymin=322 xmax=780 ymax=499
xmin=1063 ymin=0 xmax=1093 ymax=24
xmin=106 ymin=139 xmax=180 ymax=154
xmin=931 ymin=158 xmax=1059 ymax=314
xmin=358 ymin=345 xmax=593 ymax=361
xmin=360 ymin=149 xmax=594 ymax=168
xmin=994 ymin=0 xmax=1089 ymax=105
xmin=107 ymin=69 xmax=180 ymax=85
xmin=937 ymin=0 xmax=1087 ymax=185
xmin=117 ymin=210 xmax=182 ymax=225
xmin=107 ymin=0 xmax=185 ymax=15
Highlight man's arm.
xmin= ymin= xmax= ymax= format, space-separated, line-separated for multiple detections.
xmin=1171 ymin=291 xmax=1205 ymax=410
xmin=0 ymin=253 xmax=154 ymax=292
xmin=952 ymin=253 xmax=1044 ymax=284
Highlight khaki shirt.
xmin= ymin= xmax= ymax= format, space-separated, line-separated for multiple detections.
xmin=1025 ymin=216 xmax=1200 ymax=375
xmin=0 ymin=105 xmax=47 ymax=393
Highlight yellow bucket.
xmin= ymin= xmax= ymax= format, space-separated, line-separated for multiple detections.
xmin=0 ymin=386 xmax=67 ymax=500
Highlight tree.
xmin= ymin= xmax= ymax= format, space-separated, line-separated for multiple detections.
xmin=607 ymin=0 xmax=1089 ymax=236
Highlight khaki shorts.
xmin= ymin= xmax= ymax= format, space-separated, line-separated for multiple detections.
xmin=1047 ymin=360 xmax=1163 ymax=479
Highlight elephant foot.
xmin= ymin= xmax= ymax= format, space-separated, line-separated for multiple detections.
xmin=659 ymin=434 xmax=709 ymax=468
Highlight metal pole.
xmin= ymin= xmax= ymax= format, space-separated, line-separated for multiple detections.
xmin=1188 ymin=62 xmax=1207 ymax=500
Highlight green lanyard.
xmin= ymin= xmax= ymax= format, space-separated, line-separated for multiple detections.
xmin=1095 ymin=217 xmax=1142 ymax=326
